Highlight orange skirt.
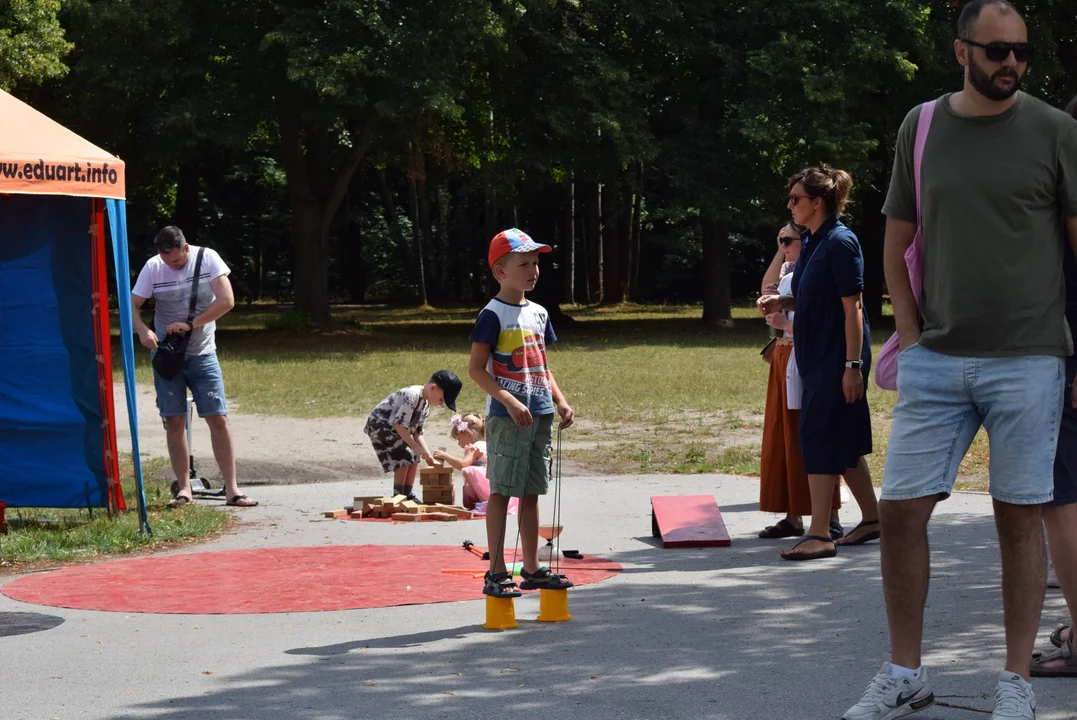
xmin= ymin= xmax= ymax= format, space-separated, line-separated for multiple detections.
xmin=759 ymin=343 xmax=839 ymax=515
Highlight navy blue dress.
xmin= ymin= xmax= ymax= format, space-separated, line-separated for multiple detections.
xmin=791 ymin=216 xmax=872 ymax=475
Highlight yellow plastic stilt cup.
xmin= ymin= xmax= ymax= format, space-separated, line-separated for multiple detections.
xmin=536 ymin=588 xmax=572 ymax=622
xmin=483 ymin=595 xmax=519 ymax=630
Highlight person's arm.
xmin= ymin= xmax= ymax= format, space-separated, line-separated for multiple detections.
xmin=469 ymin=342 xmax=532 ymax=427
xmin=884 ymin=217 xmax=920 ymax=350
xmin=413 ymin=431 xmax=434 ymax=466
xmin=841 ymin=294 xmax=866 ymax=404
xmin=131 ymin=294 xmax=158 ymax=349
xmin=765 ymin=312 xmax=792 ymax=334
xmin=391 ymin=423 xmax=433 ymax=465
xmin=548 ymin=371 xmax=574 ymax=428
xmin=760 ymin=247 xmax=784 ymax=295
xmin=432 ymin=448 xmax=476 ymax=470
xmin=165 ymin=276 xmax=236 ymax=335
xmin=759 ymin=295 xmax=796 ymax=314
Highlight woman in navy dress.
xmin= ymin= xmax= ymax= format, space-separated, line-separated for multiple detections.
xmin=762 ymin=165 xmax=880 ymax=561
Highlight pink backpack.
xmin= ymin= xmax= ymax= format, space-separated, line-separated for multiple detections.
xmin=875 ymin=100 xmax=937 ymax=391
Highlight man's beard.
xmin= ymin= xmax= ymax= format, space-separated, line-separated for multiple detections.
xmin=968 ymin=55 xmax=1024 ymax=101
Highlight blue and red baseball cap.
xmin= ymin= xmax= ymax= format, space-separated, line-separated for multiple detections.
xmin=488 ymin=228 xmax=551 ymax=268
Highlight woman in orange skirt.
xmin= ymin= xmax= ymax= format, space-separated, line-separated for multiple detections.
xmin=757 ymin=223 xmax=840 ymax=538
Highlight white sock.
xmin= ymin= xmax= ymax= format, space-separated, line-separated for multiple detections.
xmin=889 ymin=663 xmax=924 ymax=681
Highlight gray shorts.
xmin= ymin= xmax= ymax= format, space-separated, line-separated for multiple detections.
xmin=486 ymin=414 xmax=554 ymax=498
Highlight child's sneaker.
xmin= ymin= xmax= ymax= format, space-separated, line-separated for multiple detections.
xmin=519 ymin=566 xmax=574 ymax=591
xmin=483 ymin=571 xmax=521 ymax=598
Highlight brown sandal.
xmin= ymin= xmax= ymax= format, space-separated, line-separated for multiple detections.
xmin=1031 ymin=639 xmax=1076 ymax=677
xmin=166 ymin=495 xmax=192 ymax=509
xmin=226 ymin=495 xmax=258 ymax=507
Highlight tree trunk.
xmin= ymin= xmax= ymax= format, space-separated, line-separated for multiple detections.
xmin=860 ymin=168 xmax=887 ymax=327
xmin=617 ymin=182 xmax=634 ymax=303
xmin=291 ymin=199 xmax=331 ymax=324
xmin=418 ymin=179 xmax=437 ymax=299
xmin=563 ymin=179 xmax=575 ymax=305
xmin=407 ymin=175 xmax=429 ymax=306
xmin=701 ymin=214 xmax=732 ymax=326
xmin=174 ymin=161 xmax=200 ymax=243
xmin=629 ymin=161 xmax=643 ymax=299
xmin=437 ymin=184 xmax=453 ymax=302
xmin=601 ymin=182 xmax=623 ymax=304
xmin=277 ymin=95 xmax=376 ymax=325
xmin=587 ymin=181 xmax=602 ymax=303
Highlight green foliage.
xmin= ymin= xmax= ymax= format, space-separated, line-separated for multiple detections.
xmin=0 ymin=0 xmax=71 ymax=90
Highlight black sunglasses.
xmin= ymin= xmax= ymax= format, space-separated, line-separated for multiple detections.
xmin=962 ymin=39 xmax=1035 ymax=63
xmin=779 ymin=236 xmax=798 ymax=246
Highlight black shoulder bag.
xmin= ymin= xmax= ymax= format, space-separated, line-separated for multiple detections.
xmin=152 ymin=247 xmax=205 ymax=381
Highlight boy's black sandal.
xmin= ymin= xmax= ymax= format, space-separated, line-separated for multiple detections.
xmin=519 ymin=566 xmax=574 ymax=591
xmin=483 ymin=571 xmax=522 ymax=598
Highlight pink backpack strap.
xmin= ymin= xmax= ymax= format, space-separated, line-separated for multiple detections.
xmin=913 ymin=100 xmax=937 ymax=230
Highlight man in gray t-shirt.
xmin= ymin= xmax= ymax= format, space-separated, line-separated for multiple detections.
xmin=131 ymin=226 xmax=257 ymax=509
xmin=844 ymin=3 xmax=1077 ymax=720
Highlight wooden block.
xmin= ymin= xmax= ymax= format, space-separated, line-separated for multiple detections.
xmin=424 ymin=512 xmax=458 ymax=522
xmin=323 ymin=509 xmax=348 ymax=518
xmin=420 ymin=475 xmax=453 ymax=487
xmin=431 ymin=504 xmax=473 ymax=520
xmin=401 ymin=501 xmax=422 ymax=513
xmin=391 ymin=513 xmax=419 ymax=522
xmin=650 ymin=495 xmax=731 ymax=549
xmin=390 ymin=494 xmax=408 ymax=504
xmin=350 ymin=511 xmax=364 ymax=519
xmin=353 ymin=496 xmax=380 ymax=507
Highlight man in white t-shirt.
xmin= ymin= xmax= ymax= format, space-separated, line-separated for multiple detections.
xmin=131 ymin=226 xmax=257 ymax=509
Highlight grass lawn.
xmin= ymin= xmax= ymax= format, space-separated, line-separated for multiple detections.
xmin=0 ymin=456 xmax=232 ymax=569
xmin=113 ymin=302 xmax=992 ymax=490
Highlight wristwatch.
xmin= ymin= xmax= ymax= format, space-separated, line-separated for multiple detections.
xmin=845 ymin=360 xmax=863 ymax=370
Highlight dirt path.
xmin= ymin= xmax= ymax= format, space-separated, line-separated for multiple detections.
xmin=113 ymin=384 xmax=599 ymax=484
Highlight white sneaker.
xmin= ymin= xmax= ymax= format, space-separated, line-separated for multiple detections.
xmin=840 ymin=481 xmax=852 ymax=505
xmin=842 ymin=663 xmax=935 ymax=720
xmin=992 ymin=672 xmax=1035 ymax=719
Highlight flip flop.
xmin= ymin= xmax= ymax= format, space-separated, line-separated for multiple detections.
xmin=226 ymin=495 xmax=259 ymax=507
xmin=780 ymin=535 xmax=837 ymax=562
xmin=835 ymin=520 xmax=881 ymax=546
xmin=166 ymin=495 xmax=192 ymax=509
xmin=1030 ymin=639 xmax=1076 ymax=677
xmin=759 ymin=519 xmax=805 ymax=539
xmin=829 ymin=521 xmax=845 ymax=540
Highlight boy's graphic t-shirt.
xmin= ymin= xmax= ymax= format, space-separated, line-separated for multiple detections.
xmin=365 ymin=385 xmax=429 ymax=434
xmin=469 ymin=298 xmax=557 ymax=418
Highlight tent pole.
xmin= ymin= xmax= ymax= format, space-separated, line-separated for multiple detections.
xmin=105 ymin=199 xmax=151 ymax=535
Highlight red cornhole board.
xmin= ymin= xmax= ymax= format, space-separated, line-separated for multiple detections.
xmin=650 ymin=495 xmax=731 ymax=548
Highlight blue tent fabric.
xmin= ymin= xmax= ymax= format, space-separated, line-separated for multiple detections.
xmin=0 ymin=195 xmax=107 ymax=508
xmin=106 ymin=198 xmax=149 ymax=532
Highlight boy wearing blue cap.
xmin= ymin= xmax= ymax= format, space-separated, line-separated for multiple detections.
xmin=468 ymin=228 xmax=575 ymax=598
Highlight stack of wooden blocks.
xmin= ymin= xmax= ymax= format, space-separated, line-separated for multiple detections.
xmin=420 ymin=464 xmax=456 ymax=506
xmin=322 ymin=484 xmax=473 ymax=522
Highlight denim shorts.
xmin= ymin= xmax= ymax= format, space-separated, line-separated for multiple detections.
xmin=486 ymin=414 xmax=553 ymax=497
xmin=882 ymin=344 xmax=1064 ymax=505
xmin=152 ymin=351 xmax=229 ymax=418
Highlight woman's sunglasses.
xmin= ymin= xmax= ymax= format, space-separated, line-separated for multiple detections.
xmin=963 ymin=39 xmax=1035 ymax=63
xmin=788 ymin=193 xmax=815 ymax=205
xmin=780 ymin=236 xmax=798 ymax=246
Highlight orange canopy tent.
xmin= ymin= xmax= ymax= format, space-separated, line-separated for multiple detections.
xmin=0 ymin=89 xmax=148 ymax=532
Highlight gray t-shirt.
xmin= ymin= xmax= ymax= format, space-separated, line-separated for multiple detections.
xmin=882 ymin=92 xmax=1077 ymax=357
xmin=132 ymin=245 xmax=230 ymax=356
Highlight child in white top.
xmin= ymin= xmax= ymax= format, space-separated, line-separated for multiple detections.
xmin=433 ymin=414 xmax=518 ymax=515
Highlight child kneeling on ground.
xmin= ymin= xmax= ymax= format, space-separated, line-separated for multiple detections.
xmin=468 ymin=228 xmax=575 ymax=598
xmin=433 ymin=413 xmax=519 ymax=516
xmin=364 ymin=370 xmax=461 ymax=502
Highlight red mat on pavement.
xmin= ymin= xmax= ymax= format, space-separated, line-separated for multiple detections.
xmin=0 ymin=546 xmax=621 ymax=615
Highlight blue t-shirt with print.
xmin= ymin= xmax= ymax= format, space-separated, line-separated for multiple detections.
xmin=469 ymin=298 xmax=557 ymax=418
